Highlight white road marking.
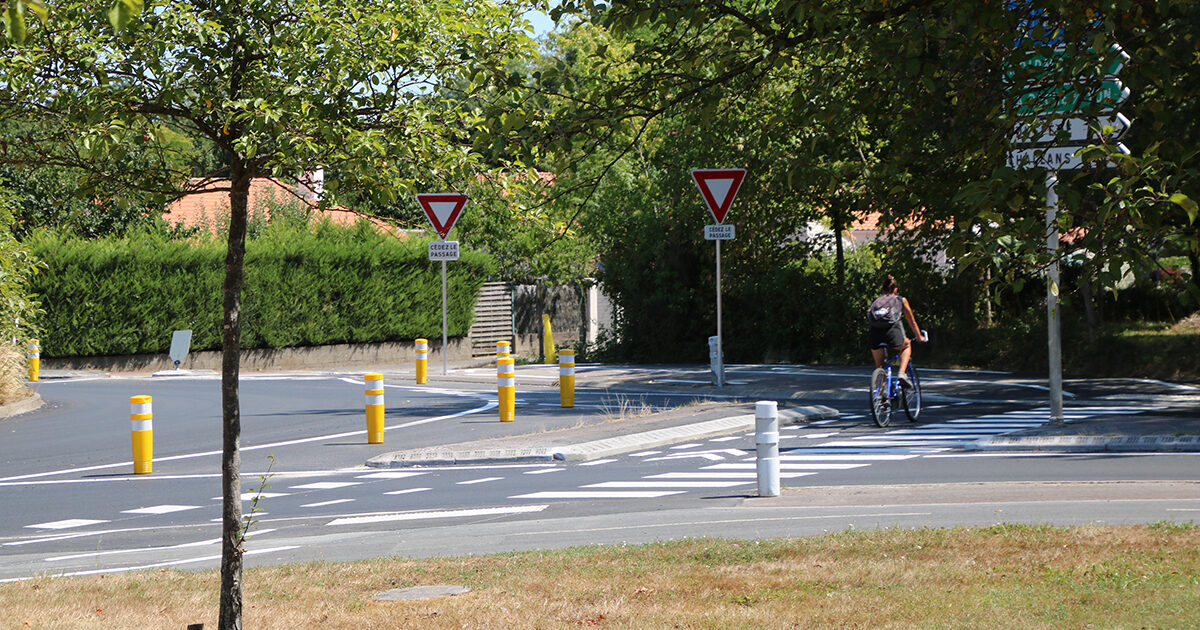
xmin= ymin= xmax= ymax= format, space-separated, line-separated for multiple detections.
xmin=647 ymin=472 xmax=817 ymax=479
xmin=579 ymin=458 xmax=618 ymax=466
xmin=0 ymin=546 xmax=301 ymax=583
xmin=777 ymin=454 xmax=918 ymax=461
xmin=121 ymin=505 xmax=202 ymax=515
xmin=44 ymin=537 xmax=222 ymax=562
xmin=289 ymin=482 xmax=362 ymax=490
xmin=705 ymin=458 xmax=868 ymax=468
xmin=523 ymin=468 xmax=563 ymax=475
xmin=325 ymin=504 xmax=547 ymax=526
xmin=708 ymin=436 xmax=742 ymax=442
xmin=583 ymin=481 xmax=754 ymax=489
xmin=627 ymin=450 xmax=663 ymax=457
xmin=25 ymin=519 xmax=109 ymax=530
xmin=355 ymin=471 xmax=429 ymax=479
xmin=210 ymin=492 xmax=289 ymax=501
xmin=457 ymin=477 xmax=503 ymax=485
xmin=669 ymin=443 xmax=704 ymax=450
xmin=510 ymin=491 xmax=688 ymax=499
xmin=301 ymin=499 xmax=356 ymax=508
xmin=0 ymin=399 xmax=496 ymax=484
xmin=383 ymin=487 xmax=433 ymax=495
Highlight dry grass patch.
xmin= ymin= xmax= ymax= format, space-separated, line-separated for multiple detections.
xmin=0 ymin=342 xmax=32 ymax=405
xmin=3 ymin=524 xmax=1198 ymax=629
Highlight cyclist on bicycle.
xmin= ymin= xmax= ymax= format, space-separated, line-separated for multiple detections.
xmin=867 ymin=274 xmax=926 ymax=388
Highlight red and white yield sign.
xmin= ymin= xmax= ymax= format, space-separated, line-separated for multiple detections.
xmin=691 ymin=169 xmax=746 ymax=224
xmin=416 ymin=193 xmax=468 ymax=240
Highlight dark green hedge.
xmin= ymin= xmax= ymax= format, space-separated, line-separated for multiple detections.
xmin=29 ymin=221 xmax=494 ymax=358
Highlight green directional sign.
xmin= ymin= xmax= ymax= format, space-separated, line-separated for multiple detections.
xmin=1011 ymin=45 xmax=1128 ymax=116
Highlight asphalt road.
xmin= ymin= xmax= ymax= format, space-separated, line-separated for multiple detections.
xmin=1 ymin=364 xmax=1197 ymax=581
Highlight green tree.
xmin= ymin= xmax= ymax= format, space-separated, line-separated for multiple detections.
xmin=1 ymin=1 xmax=536 ymax=627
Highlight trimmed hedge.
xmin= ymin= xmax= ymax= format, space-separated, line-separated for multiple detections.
xmin=29 ymin=221 xmax=494 ymax=358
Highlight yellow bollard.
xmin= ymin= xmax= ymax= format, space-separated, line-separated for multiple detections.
xmin=364 ymin=373 xmax=385 ymax=444
xmin=129 ymin=395 xmax=153 ymax=474
xmin=558 ymin=349 xmax=575 ymax=408
xmin=26 ymin=338 xmax=39 ymax=382
xmin=542 ymin=314 xmax=555 ymax=364
xmin=497 ymin=356 xmax=515 ymax=422
xmin=496 ymin=340 xmax=511 ymax=358
xmin=415 ymin=339 xmax=428 ymax=385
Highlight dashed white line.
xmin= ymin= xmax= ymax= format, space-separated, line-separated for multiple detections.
xmin=383 ymin=487 xmax=433 ymax=495
xmin=510 ymin=491 xmax=688 ymax=499
xmin=579 ymin=458 xmax=618 ymax=466
xmin=26 ymin=519 xmax=109 ymax=530
xmin=301 ymin=499 xmax=356 ymax=508
xmin=457 ymin=477 xmax=504 ymax=485
xmin=289 ymin=482 xmax=362 ymax=490
xmin=121 ymin=505 xmax=201 ymax=515
xmin=326 ymin=504 xmax=548 ymax=526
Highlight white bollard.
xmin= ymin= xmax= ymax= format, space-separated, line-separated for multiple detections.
xmin=755 ymin=400 xmax=780 ymax=497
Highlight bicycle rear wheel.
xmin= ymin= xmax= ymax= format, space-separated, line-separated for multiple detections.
xmin=869 ymin=368 xmax=892 ymax=427
xmin=902 ymin=363 xmax=921 ymax=422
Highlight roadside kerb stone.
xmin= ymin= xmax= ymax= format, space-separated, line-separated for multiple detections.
xmin=366 ymin=404 xmax=838 ymax=468
xmin=0 ymin=393 xmax=42 ymax=419
xmin=968 ymin=434 xmax=1200 ymax=452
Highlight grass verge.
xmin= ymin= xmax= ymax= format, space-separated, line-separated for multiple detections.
xmin=4 ymin=523 xmax=1198 ymax=629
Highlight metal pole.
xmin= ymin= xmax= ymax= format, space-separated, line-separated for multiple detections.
xmin=715 ymin=239 xmax=724 ymax=387
xmin=1045 ymin=171 xmax=1064 ymax=424
xmin=441 ymin=259 xmax=448 ymax=376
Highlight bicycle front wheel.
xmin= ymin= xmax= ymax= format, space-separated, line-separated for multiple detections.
xmin=869 ymin=368 xmax=892 ymax=427
xmin=902 ymin=363 xmax=921 ymax=422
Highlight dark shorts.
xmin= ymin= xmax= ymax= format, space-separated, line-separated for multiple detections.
xmin=868 ymin=324 xmax=906 ymax=350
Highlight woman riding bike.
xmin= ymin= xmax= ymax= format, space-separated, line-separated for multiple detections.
xmin=867 ymin=274 xmax=926 ymax=387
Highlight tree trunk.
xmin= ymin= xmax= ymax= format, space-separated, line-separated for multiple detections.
xmin=832 ymin=208 xmax=846 ymax=291
xmin=218 ymin=159 xmax=251 ymax=630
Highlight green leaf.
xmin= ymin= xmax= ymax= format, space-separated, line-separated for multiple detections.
xmin=107 ymin=0 xmax=143 ymax=33
xmin=22 ymin=0 xmax=45 ymax=23
xmin=1170 ymin=193 xmax=1198 ymax=223
xmin=4 ymin=0 xmax=27 ymax=45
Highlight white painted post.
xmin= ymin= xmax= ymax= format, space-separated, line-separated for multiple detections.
xmin=755 ymin=401 xmax=780 ymax=497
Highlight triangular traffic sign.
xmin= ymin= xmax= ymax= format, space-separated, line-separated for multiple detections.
xmin=416 ymin=192 xmax=468 ymax=240
xmin=691 ymin=169 xmax=746 ymax=224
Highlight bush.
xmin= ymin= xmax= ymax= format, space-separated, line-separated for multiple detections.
xmin=29 ymin=220 xmax=494 ymax=358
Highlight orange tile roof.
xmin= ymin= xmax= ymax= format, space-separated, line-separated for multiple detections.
xmin=163 ymin=178 xmax=407 ymax=237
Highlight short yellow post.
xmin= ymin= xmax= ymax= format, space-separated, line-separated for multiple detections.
xmin=26 ymin=338 xmax=39 ymax=382
xmin=364 ymin=373 xmax=385 ymax=444
xmin=542 ymin=314 xmax=555 ymax=363
xmin=129 ymin=395 xmax=153 ymax=474
xmin=496 ymin=340 xmax=511 ymax=358
xmin=414 ymin=339 xmax=428 ymax=385
xmin=558 ymin=349 xmax=575 ymax=408
xmin=497 ymin=356 xmax=515 ymax=422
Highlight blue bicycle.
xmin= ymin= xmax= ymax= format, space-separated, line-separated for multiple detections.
xmin=869 ymin=334 xmax=924 ymax=427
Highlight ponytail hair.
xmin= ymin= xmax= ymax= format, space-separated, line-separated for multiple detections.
xmin=880 ymin=274 xmax=897 ymax=294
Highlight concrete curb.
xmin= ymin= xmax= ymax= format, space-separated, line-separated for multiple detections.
xmin=968 ymin=434 xmax=1200 ymax=452
xmin=0 ymin=393 xmax=43 ymax=419
xmin=366 ymin=404 xmax=839 ymax=468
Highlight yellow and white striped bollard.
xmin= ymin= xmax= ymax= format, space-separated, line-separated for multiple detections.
xmin=26 ymin=338 xmax=39 ymax=382
xmin=497 ymin=356 xmax=515 ymax=422
xmin=496 ymin=340 xmax=511 ymax=358
xmin=558 ymin=349 xmax=575 ymax=408
xmin=415 ymin=339 xmax=428 ymax=385
xmin=364 ymin=373 xmax=385 ymax=444
xmin=129 ymin=395 xmax=153 ymax=474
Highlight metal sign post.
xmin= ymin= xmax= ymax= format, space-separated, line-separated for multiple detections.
xmin=418 ymin=193 xmax=468 ymax=377
xmin=691 ymin=169 xmax=746 ymax=388
xmin=442 ymin=260 xmax=448 ymax=376
xmin=1006 ymin=31 xmax=1130 ymax=424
